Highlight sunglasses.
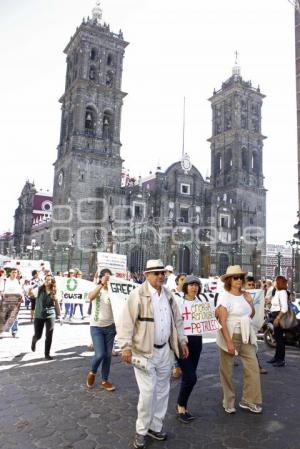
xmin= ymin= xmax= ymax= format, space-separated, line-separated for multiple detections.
xmin=153 ymin=271 xmax=166 ymax=276
xmin=232 ymin=275 xmax=244 ymax=281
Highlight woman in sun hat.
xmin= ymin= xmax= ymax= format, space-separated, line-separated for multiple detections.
xmin=215 ymin=265 xmax=262 ymax=415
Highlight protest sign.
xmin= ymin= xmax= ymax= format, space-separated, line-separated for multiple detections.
xmin=248 ymin=289 xmax=265 ymax=331
xmin=55 ymin=277 xmax=95 ymax=304
xmin=97 ymin=252 xmax=127 ymax=277
xmin=0 ymin=294 xmax=22 ymax=333
xmin=179 ymin=293 xmax=220 ymax=335
xmin=109 ymin=277 xmax=138 ymax=324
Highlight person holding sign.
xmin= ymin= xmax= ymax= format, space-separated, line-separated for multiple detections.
xmin=117 ymin=259 xmax=188 ymax=449
xmin=216 ymin=266 xmax=262 ymax=414
xmin=174 ymin=275 xmax=203 ymax=423
xmin=86 ymin=268 xmax=116 ymax=392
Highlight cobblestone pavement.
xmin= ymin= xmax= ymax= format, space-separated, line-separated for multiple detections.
xmin=1 ymin=306 xmax=300 ymax=449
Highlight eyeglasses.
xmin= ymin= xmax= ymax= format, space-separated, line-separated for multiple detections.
xmin=232 ymin=275 xmax=244 ymax=281
xmin=153 ymin=271 xmax=166 ymax=276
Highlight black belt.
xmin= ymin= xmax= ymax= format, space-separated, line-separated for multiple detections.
xmin=154 ymin=342 xmax=167 ymax=349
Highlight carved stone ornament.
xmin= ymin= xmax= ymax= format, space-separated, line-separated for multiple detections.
xmin=181 ymin=153 xmax=192 ymax=174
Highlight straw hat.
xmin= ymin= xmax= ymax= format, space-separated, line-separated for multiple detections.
xmin=220 ymin=265 xmax=247 ymax=282
xmin=144 ymin=259 xmax=166 ymax=274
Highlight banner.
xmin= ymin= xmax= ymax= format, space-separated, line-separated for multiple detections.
xmin=55 ymin=277 xmax=95 ymax=304
xmin=0 ymin=294 xmax=22 ymax=333
xmin=109 ymin=277 xmax=138 ymax=324
xmin=179 ymin=293 xmax=220 ymax=335
xmin=97 ymin=252 xmax=127 ymax=276
xmin=248 ymin=289 xmax=265 ymax=332
xmin=3 ymin=260 xmax=51 ymax=280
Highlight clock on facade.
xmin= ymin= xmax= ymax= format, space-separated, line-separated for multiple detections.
xmin=181 ymin=153 xmax=192 ymax=174
xmin=58 ymin=171 xmax=64 ymax=186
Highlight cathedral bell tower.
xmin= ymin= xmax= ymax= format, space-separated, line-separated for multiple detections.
xmin=208 ymin=57 xmax=267 ymax=276
xmin=51 ymin=3 xmax=128 ymax=251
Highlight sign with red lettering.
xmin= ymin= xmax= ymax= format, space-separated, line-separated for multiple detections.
xmin=180 ymin=298 xmax=219 ymax=335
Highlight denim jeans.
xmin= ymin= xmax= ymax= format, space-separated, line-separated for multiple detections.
xmin=90 ymin=324 xmax=116 ymax=381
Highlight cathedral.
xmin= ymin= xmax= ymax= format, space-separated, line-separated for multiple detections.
xmin=14 ymin=4 xmax=267 ymax=278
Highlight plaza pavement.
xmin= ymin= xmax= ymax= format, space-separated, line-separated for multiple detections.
xmin=0 ymin=306 xmax=299 ymax=449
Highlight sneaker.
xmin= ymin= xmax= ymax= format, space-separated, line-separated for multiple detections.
xmin=133 ymin=433 xmax=145 ymax=449
xmin=31 ymin=336 xmax=37 ymax=352
xmin=239 ymin=400 xmax=262 ymax=414
xmin=172 ymin=367 xmax=182 ymax=378
xmin=259 ymin=367 xmax=268 ymax=374
xmin=86 ymin=372 xmax=95 ymax=388
xmin=224 ymin=407 xmax=236 ymax=414
xmin=100 ymin=381 xmax=115 ymax=391
xmin=45 ymin=355 xmax=54 ymax=360
xmin=147 ymin=429 xmax=167 ymax=441
xmin=273 ymin=361 xmax=285 ymax=367
xmin=12 ymin=332 xmax=19 ymax=338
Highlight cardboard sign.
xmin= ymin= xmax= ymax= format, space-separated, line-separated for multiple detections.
xmin=0 ymin=294 xmax=22 ymax=332
xmin=97 ymin=252 xmax=127 ymax=276
xmin=179 ymin=294 xmax=220 ymax=335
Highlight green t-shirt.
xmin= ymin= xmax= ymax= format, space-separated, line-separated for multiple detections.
xmin=35 ymin=288 xmax=56 ymax=319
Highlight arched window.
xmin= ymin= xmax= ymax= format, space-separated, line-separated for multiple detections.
xmin=102 ymin=111 xmax=113 ymax=140
xmin=89 ymin=65 xmax=96 ymax=81
xmin=252 ymin=152 xmax=259 ymax=174
xmin=107 ymin=53 xmax=113 ymax=66
xmin=106 ymin=71 xmax=113 ymax=87
xmin=90 ymin=48 xmax=97 ymax=61
xmin=225 ymin=148 xmax=232 ymax=171
xmin=85 ymin=107 xmax=96 ymax=131
xmin=68 ymin=110 xmax=74 ymax=134
xmin=242 ymin=147 xmax=249 ymax=171
xmin=215 ymin=153 xmax=222 ymax=175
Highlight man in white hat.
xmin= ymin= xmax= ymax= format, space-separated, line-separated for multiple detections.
xmin=165 ymin=265 xmax=177 ymax=291
xmin=117 ymin=259 xmax=188 ymax=449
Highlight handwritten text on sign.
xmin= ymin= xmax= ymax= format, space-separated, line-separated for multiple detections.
xmin=181 ymin=300 xmax=219 ymax=335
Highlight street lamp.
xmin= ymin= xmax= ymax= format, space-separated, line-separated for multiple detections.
xmin=276 ymin=252 xmax=283 ymax=276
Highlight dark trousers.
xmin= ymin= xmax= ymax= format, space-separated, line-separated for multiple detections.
xmin=177 ymin=335 xmax=202 ymax=408
xmin=271 ymin=312 xmax=285 ymax=362
xmin=33 ymin=318 xmax=55 ymax=356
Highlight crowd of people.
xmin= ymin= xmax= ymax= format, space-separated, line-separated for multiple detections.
xmin=0 ymin=260 xmax=298 ymax=449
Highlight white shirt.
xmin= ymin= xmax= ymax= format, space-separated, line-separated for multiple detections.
xmin=217 ymin=291 xmax=252 ymax=334
xmin=90 ymin=288 xmax=114 ymax=327
xmin=148 ymin=282 xmax=171 ymax=346
xmin=166 ymin=273 xmax=177 ymax=291
xmin=3 ymin=278 xmax=23 ymax=295
xmin=271 ymin=290 xmax=288 ymax=313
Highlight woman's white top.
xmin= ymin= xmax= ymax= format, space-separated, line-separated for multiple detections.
xmin=216 ymin=291 xmax=252 ymax=334
xmin=90 ymin=288 xmax=114 ymax=327
xmin=270 ymin=290 xmax=288 ymax=313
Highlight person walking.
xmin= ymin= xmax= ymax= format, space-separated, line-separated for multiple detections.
xmin=3 ymin=268 xmax=23 ymax=337
xmin=86 ymin=268 xmax=116 ymax=392
xmin=117 ymin=259 xmax=188 ymax=449
xmin=172 ymin=273 xmax=186 ymax=379
xmin=267 ymin=275 xmax=289 ymax=367
xmin=175 ymin=275 xmax=203 ymax=423
xmin=31 ymin=275 xmax=61 ymax=360
xmin=216 ymin=265 xmax=262 ymax=414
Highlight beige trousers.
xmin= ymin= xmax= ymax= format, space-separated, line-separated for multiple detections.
xmin=219 ymin=333 xmax=262 ymax=408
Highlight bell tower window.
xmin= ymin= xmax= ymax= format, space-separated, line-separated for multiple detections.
xmin=242 ymin=147 xmax=249 ymax=171
xmin=89 ymin=65 xmax=96 ymax=81
xmin=107 ymin=53 xmax=113 ymax=66
xmin=90 ymin=48 xmax=97 ymax=61
xmin=106 ymin=71 xmax=113 ymax=87
xmin=85 ymin=107 xmax=96 ymax=131
xmin=103 ymin=111 xmax=113 ymax=140
xmin=215 ymin=153 xmax=222 ymax=175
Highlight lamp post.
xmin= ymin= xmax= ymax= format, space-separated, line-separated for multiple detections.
xmin=276 ymin=251 xmax=283 ymax=276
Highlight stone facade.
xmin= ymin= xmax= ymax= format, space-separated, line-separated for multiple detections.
xmin=11 ymin=10 xmax=267 ymax=278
